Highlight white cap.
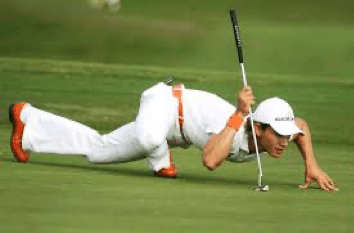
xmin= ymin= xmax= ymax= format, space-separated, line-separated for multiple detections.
xmin=253 ymin=97 xmax=303 ymax=136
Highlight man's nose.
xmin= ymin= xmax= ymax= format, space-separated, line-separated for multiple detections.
xmin=279 ymin=137 xmax=289 ymax=147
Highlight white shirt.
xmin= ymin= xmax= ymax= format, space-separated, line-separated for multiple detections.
xmin=166 ymin=86 xmax=260 ymax=163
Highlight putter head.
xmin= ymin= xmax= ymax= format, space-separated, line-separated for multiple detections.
xmin=255 ymin=185 xmax=269 ymax=192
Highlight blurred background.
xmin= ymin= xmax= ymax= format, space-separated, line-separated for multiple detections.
xmin=1 ymin=0 xmax=354 ymax=77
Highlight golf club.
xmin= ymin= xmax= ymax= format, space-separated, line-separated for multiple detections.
xmin=229 ymin=9 xmax=269 ymax=192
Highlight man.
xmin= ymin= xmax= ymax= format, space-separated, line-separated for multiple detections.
xmin=9 ymin=82 xmax=337 ymax=191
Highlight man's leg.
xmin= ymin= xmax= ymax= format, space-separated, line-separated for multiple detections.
xmin=88 ymin=122 xmax=146 ymax=164
xmin=21 ymin=104 xmax=102 ymax=156
xmin=134 ymin=83 xmax=178 ymax=173
xmin=15 ymin=104 xmax=145 ymax=163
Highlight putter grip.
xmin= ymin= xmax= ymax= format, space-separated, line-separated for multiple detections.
xmin=230 ymin=10 xmax=244 ymax=63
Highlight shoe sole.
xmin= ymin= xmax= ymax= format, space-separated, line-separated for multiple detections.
xmin=9 ymin=103 xmax=15 ymax=123
xmin=154 ymin=174 xmax=178 ymax=179
xmin=9 ymin=103 xmax=30 ymax=163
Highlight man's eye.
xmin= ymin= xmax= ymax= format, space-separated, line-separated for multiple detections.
xmin=276 ymin=132 xmax=289 ymax=140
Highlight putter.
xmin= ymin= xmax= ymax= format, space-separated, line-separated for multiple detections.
xmin=229 ymin=10 xmax=269 ymax=192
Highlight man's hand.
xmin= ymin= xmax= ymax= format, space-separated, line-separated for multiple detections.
xmin=237 ymin=86 xmax=255 ymax=117
xmin=298 ymin=166 xmax=338 ymax=192
xmin=294 ymin=118 xmax=338 ymax=192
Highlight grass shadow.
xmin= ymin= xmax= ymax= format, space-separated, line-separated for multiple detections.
xmin=1 ymin=157 xmax=300 ymax=189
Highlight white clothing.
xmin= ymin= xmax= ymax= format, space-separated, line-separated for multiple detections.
xmin=182 ymin=89 xmax=236 ymax=148
xmin=21 ymin=82 xmax=256 ymax=171
xmin=175 ymin=87 xmax=260 ymax=162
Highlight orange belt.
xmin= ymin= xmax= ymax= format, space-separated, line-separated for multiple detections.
xmin=172 ymin=83 xmax=189 ymax=145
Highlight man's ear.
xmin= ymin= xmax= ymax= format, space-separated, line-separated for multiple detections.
xmin=254 ymin=123 xmax=262 ymax=137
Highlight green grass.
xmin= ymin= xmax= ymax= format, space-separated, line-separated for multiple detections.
xmin=1 ymin=0 xmax=354 ymax=76
xmin=0 ymin=58 xmax=353 ymax=232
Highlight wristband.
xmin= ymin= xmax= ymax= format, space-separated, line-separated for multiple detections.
xmin=227 ymin=112 xmax=244 ymax=130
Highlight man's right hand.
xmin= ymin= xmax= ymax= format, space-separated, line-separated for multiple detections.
xmin=237 ymin=86 xmax=255 ymax=117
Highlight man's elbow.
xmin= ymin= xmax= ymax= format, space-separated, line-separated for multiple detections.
xmin=202 ymin=157 xmax=218 ymax=171
xmin=295 ymin=117 xmax=308 ymax=129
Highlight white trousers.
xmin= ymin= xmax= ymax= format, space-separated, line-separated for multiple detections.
xmin=21 ymin=83 xmax=179 ymax=171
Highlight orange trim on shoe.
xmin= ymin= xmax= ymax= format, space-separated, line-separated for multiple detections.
xmin=154 ymin=151 xmax=178 ymax=178
xmin=9 ymin=103 xmax=30 ymax=163
xmin=154 ymin=164 xmax=178 ymax=178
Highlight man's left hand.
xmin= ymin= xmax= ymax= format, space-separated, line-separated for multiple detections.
xmin=298 ymin=166 xmax=338 ymax=192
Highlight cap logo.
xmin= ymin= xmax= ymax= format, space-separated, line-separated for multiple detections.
xmin=275 ymin=117 xmax=294 ymax=121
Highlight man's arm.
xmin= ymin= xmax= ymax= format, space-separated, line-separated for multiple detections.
xmin=202 ymin=86 xmax=254 ymax=170
xmin=202 ymin=127 xmax=237 ymax=170
xmin=293 ymin=117 xmax=338 ymax=191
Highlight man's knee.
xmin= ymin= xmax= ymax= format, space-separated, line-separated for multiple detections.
xmin=137 ymin=133 xmax=165 ymax=152
xmin=85 ymin=137 xmax=107 ymax=164
xmin=87 ymin=155 xmax=105 ymax=164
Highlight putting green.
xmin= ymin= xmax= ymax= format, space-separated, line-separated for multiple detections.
xmin=0 ymin=58 xmax=353 ymax=232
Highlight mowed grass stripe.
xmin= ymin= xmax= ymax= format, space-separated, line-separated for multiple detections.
xmin=1 ymin=57 xmax=354 ymax=84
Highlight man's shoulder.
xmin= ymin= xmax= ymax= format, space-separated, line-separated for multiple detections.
xmin=184 ymin=89 xmax=235 ymax=107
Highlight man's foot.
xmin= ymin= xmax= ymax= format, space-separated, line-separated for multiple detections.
xmin=154 ymin=164 xmax=178 ymax=178
xmin=9 ymin=103 xmax=30 ymax=162
xmin=154 ymin=151 xmax=178 ymax=178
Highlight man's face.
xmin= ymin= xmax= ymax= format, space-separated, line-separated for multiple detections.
xmin=257 ymin=125 xmax=290 ymax=158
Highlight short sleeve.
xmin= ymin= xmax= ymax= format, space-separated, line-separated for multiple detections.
xmin=205 ymin=99 xmax=236 ymax=135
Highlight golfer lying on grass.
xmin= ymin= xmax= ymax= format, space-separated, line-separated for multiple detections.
xmin=9 ymin=81 xmax=337 ymax=191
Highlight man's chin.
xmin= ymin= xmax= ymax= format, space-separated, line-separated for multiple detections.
xmin=269 ymin=151 xmax=283 ymax=158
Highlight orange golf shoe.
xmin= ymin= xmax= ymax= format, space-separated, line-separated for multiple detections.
xmin=154 ymin=151 xmax=178 ymax=178
xmin=154 ymin=164 xmax=178 ymax=178
xmin=9 ymin=103 xmax=30 ymax=163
